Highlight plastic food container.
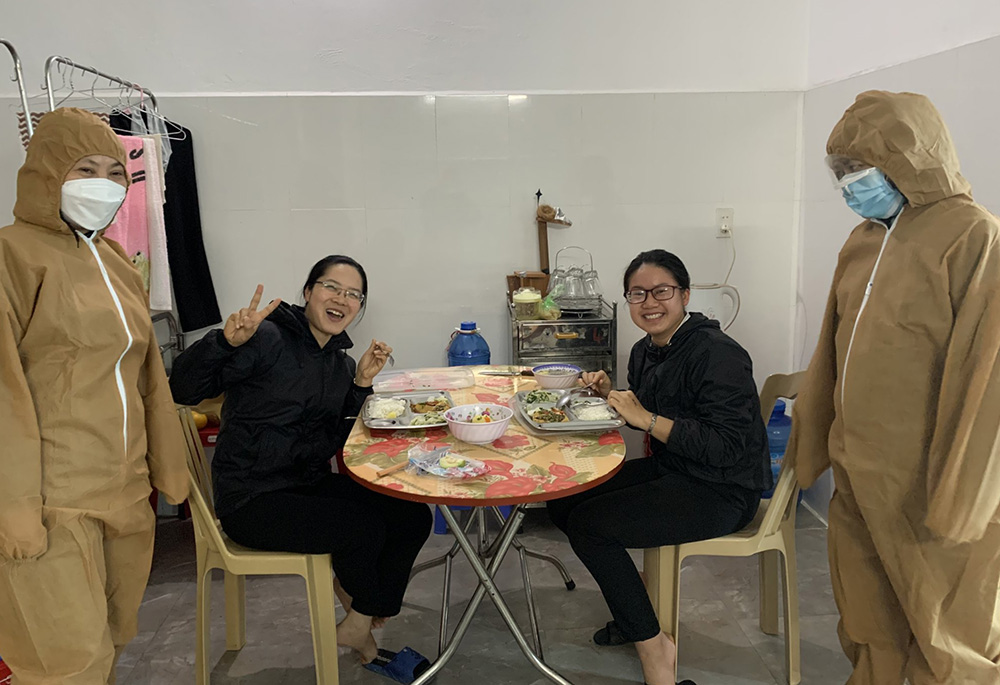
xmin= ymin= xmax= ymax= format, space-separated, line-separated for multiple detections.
xmin=512 ymin=288 xmax=542 ymax=321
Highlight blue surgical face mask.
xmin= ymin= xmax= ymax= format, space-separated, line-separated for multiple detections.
xmin=840 ymin=168 xmax=906 ymax=219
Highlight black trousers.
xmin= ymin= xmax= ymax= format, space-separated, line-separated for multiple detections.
xmin=221 ymin=473 xmax=433 ymax=617
xmin=548 ymin=458 xmax=760 ymax=642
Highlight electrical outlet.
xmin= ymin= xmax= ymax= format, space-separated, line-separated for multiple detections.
xmin=716 ymin=208 xmax=734 ymax=238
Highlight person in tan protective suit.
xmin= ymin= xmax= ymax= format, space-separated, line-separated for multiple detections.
xmin=0 ymin=108 xmax=188 ymax=684
xmin=787 ymin=90 xmax=1000 ymax=684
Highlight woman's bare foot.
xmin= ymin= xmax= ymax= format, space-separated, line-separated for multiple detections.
xmin=333 ymin=577 xmax=352 ymax=612
xmin=336 ymin=609 xmax=377 ymax=663
xmin=635 ymin=631 xmax=677 ymax=685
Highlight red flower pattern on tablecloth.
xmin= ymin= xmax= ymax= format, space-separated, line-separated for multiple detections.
xmin=492 ymin=434 xmax=530 ymax=450
xmin=559 ymin=440 xmax=589 ymax=450
xmin=482 ymin=459 xmax=513 ymax=474
xmin=598 ymin=431 xmax=624 ymax=445
xmin=548 ymin=463 xmax=577 ymax=479
xmin=485 ymin=476 xmax=539 ymax=498
xmin=423 ymin=428 xmax=448 ymax=440
xmin=542 ymin=479 xmax=577 ymax=493
xmin=383 ymin=483 xmax=404 ymax=491
xmin=364 ymin=438 xmax=416 ymax=457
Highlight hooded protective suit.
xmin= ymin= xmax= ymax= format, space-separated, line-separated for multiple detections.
xmin=0 ymin=108 xmax=188 ymax=684
xmin=788 ymin=91 xmax=1000 ymax=684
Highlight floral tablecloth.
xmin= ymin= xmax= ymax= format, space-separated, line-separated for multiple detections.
xmin=343 ymin=366 xmax=627 ymax=505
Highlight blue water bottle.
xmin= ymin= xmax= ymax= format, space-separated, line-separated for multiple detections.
xmin=762 ymin=400 xmax=792 ymax=499
xmin=447 ymin=321 xmax=490 ymax=366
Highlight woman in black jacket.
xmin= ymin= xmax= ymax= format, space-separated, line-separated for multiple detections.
xmin=548 ymin=250 xmax=769 ymax=685
xmin=170 ymin=255 xmax=432 ymax=664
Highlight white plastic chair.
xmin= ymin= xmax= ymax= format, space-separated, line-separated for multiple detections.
xmin=178 ymin=407 xmax=340 ymax=685
xmin=643 ymin=371 xmax=805 ymax=684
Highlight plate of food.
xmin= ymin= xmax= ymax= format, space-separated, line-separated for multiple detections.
xmin=361 ymin=391 xmax=455 ymax=430
xmin=528 ymin=406 xmax=570 ymax=424
xmin=512 ymin=389 xmax=625 ymax=432
xmin=523 ymin=389 xmax=561 ymax=405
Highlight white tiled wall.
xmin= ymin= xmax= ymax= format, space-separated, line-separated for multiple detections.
xmin=0 ymin=92 xmax=803 ymax=388
xmin=170 ymin=92 xmax=802 ymax=385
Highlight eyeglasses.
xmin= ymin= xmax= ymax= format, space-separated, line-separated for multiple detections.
xmin=624 ymin=285 xmax=683 ymax=304
xmin=314 ymin=280 xmax=365 ymax=304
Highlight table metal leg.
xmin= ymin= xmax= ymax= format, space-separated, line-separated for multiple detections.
xmin=487 ymin=506 xmax=577 ymax=591
xmin=517 ymin=541 xmax=544 ymax=658
xmin=521 ymin=544 xmax=577 ymax=591
xmin=409 ymin=554 xmax=446 ymax=579
xmin=435 ymin=515 xmax=477 ymax=656
xmin=412 ymin=505 xmax=523 ymax=685
xmin=439 ymin=549 xmax=453 ymax=657
xmin=411 ymin=505 xmax=573 ymax=685
xmin=410 ymin=509 xmax=478 ymax=580
xmin=488 ymin=507 xmax=544 ymax=655
xmin=477 ymin=507 xmax=489 ymax=556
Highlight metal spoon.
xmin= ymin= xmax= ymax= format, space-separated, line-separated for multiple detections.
xmin=344 ymin=416 xmax=397 ymax=427
xmin=555 ymin=382 xmax=598 ymax=410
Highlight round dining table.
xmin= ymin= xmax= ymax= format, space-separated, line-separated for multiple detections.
xmin=342 ymin=365 xmax=628 ymax=685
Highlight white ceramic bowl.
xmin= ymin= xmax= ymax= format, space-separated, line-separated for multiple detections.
xmin=444 ymin=404 xmax=514 ymax=445
xmin=531 ymin=363 xmax=583 ymax=389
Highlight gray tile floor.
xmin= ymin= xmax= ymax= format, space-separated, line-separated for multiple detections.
xmin=116 ymin=505 xmax=852 ymax=685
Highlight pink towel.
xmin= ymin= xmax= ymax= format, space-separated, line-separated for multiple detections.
xmin=105 ymin=136 xmax=150 ymax=290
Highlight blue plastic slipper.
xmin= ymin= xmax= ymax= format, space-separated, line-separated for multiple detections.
xmin=364 ymin=647 xmax=431 ymax=684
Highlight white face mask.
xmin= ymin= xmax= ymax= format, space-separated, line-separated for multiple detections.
xmin=61 ymin=178 xmax=127 ymax=232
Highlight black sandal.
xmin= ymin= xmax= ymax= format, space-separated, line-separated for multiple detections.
xmin=593 ymin=620 xmax=632 ymax=646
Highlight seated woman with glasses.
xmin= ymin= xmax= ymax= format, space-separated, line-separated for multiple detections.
xmin=547 ymin=249 xmax=769 ymax=685
xmin=170 ymin=255 xmax=432 ymax=664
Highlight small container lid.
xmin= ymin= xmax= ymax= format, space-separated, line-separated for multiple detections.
xmin=512 ymin=288 xmax=542 ymax=303
xmin=460 ymin=321 xmax=478 ymax=331
xmin=771 ymin=400 xmax=787 ymax=416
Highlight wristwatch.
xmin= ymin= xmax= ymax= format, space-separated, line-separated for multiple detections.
xmin=646 ymin=413 xmax=658 ymax=434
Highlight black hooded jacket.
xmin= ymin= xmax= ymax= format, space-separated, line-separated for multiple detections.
xmin=170 ymin=303 xmax=372 ymax=517
xmin=628 ymin=312 xmax=771 ymax=492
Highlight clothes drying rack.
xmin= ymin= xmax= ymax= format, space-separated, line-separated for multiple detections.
xmin=1 ymin=38 xmax=32 ymax=137
xmin=45 ymin=54 xmax=158 ymax=110
xmin=42 ymin=55 xmax=184 ymax=142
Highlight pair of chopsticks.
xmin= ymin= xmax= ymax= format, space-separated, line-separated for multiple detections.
xmin=375 ymin=461 xmax=408 ymax=479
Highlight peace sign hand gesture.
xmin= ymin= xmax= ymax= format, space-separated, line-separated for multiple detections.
xmin=223 ymin=284 xmax=282 ymax=347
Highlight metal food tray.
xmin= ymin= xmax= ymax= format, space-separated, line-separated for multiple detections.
xmin=511 ymin=390 xmax=625 ymax=432
xmin=362 ymin=390 xmax=455 ymax=430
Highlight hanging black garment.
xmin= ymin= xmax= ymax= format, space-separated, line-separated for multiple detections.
xmin=110 ymin=113 xmax=222 ymax=331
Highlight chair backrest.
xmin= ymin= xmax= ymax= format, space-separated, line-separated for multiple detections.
xmin=177 ymin=406 xmax=215 ymax=513
xmin=177 ymin=407 xmax=230 ymax=554
xmin=757 ymin=371 xmax=805 ymax=538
